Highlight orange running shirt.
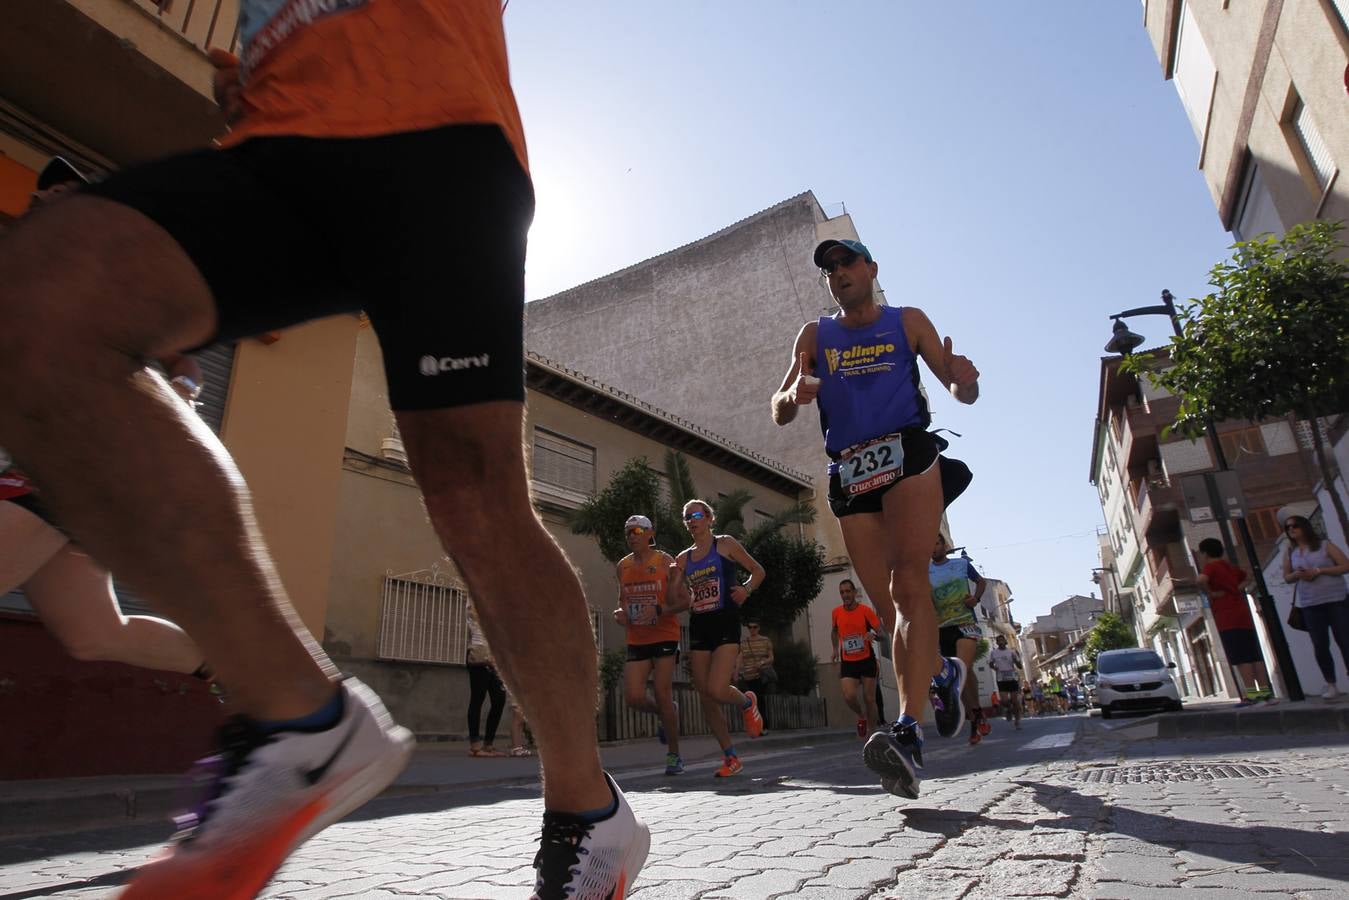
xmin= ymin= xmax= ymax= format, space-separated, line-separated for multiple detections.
xmin=832 ymin=603 xmax=880 ymax=662
xmin=224 ymin=0 xmax=528 ymax=171
xmin=619 ymin=550 xmax=681 ymax=646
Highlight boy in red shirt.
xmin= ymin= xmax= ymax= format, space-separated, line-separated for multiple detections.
xmin=1195 ymin=538 xmax=1276 ymax=705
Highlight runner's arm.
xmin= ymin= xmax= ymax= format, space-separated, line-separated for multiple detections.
xmin=829 ymin=625 xmax=840 ymax=662
xmin=905 ymin=307 xmax=979 ymax=404
xmin=968 ymin=567 xmax=987 ymax=606
xmin=771 ymin=322 xmax=820 ymax=426
xmin=612 ymin=563 xmax=629 ymax=626
xmin=721 ymin=536 xmax=767 ymax=604
xmin=662 ymin=554 xmax=691 ymax=614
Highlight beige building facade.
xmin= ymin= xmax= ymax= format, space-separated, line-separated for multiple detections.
xmin=325 ymin=327 xmax=815 ymax=735
xmin=1141 ymin=0 xmax=1348 ymax=238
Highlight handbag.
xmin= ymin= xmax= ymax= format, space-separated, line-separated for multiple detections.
xmin=1287 ymin=584 xmax=1307 ymax=632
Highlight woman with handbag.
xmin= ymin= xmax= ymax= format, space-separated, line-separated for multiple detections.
xmin=1283 ymin=515 xmax=1349 ymax=700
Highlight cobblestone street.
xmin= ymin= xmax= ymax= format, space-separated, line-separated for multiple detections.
xmin=3 ymin=712 xmax=1348 ymax=899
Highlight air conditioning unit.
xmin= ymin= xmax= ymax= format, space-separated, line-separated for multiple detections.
xmin=381 ymin=437 xmax=408 ymax=466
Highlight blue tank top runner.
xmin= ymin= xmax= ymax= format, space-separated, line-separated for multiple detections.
xmin=815 ymin=306 xmax=929 ymax=465
xmin=684 ymin=538 xmax=734 ymax=615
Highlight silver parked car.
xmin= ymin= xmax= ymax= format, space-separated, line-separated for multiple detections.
xmin=1095 ymin=648 xmax=1182 ymax=719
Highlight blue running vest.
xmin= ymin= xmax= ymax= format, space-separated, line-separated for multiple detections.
xmin=815 ymin=306 xmax=930 ymax=463
xmin=684 ymin=539 xmax=734 ymax=615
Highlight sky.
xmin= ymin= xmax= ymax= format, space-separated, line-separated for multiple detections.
xmin=502 ymin=2 xmax=1236 ymax=626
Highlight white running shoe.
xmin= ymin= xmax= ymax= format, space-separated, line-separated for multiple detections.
xmin=120 ymin=677 xmax=413 ymax=900
xmin=532 ymin=773 xmax=650 ymax=900
xmin=1322 ymin=683 xmax=1341 ymax=700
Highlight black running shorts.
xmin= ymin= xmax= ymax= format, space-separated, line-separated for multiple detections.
xmin=4 ymin=493 xmax=61 ymax=532
xmin=938 ymin=622 xmax=981 ymax=658
xmin=839 ymin=655 xmax=879 ymax=680
xmin=828 ymin=428 xmax=941 ymax=518
xmin=996 ymin=679 xmax=1020 ymax=694
xmin=626 ymin=641 xmax=680 ymax=663
xmin=689 ymin=608 xmax=741 ymax=652
xmin=82 ymin=124 xmax=534 ymax=412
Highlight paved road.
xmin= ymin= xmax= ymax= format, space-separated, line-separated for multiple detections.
xmin=2 ymin=710 xmax=1347 ymax=898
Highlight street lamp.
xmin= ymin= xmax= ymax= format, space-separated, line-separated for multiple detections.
xmin=1090 ymin=565 xmax=1122 ymax=606
xmin=1104 ymin=292 xmax=1305 ymax=701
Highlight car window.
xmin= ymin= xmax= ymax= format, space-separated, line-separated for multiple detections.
xmin=1097 ymin=650 xmax=1164 ymax=674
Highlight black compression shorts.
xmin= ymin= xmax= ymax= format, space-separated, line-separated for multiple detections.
xmin=83 ymin=124 xmax=533 ymax=412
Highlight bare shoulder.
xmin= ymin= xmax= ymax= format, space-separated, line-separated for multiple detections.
xmin=901 ymin=306 xmax=934 ymax=330
xmin=796 ymin=319 xmax=820 ymax=349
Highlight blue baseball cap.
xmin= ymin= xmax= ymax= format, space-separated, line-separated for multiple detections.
xmin=813 ymin=238 xmax=873 ymax=268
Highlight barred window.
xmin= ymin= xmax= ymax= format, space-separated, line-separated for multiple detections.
xmin=377 ymin=570 xmax=469 ymax=664
xmin=532 ymin=429 xmax=596 ymax=499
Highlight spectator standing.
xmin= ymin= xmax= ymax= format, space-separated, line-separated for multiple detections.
xmin=466 ymin=604 xmax=507 ymax=757
xmin=1195 ymin=538 xmax=1275 ymax=704
xmin=738 ymin=619 xmax=776 ymax=731
xmin=1283 ymin=515 xmax=1349 ymax=700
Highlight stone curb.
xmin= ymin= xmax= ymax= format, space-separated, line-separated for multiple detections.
xmin=0 ymin=727 xmax=856 ymax=840
xmin=1102 ymin=701 xmax=1349 ymax=741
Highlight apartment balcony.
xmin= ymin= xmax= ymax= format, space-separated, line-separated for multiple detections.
xmin=1118 ymin=400 xmax=1159 ymax=477
xmin=1133 ymin=473 xmax=1181 ymax=541
xmin=1150 ymin=545 xmax=1197 ymax=616
xmin=2 ymin=0 xmax=235 ymax=166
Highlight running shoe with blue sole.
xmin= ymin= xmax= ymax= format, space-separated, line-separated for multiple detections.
xmin=930 ymin=656 xmax=967 ymax=739
xmin=863 ymin=721 xmax=924 ymax=800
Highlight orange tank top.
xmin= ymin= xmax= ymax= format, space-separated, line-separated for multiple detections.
xmin=222 ymin=0 xmax=528 ymax=172
xmin=619 ymin=551 xmax=680 ymax=646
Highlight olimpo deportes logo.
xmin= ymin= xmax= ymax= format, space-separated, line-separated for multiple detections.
xmin=826 ymin=342 xmax=896 ymax=376
xmin=419 ymin=354 xmax=490 ymax=376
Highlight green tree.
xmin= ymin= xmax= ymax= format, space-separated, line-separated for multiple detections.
xmin=770 ymin=639 xmax=820 ymax=696
xmin=569 ymin=449 xmax=825 ymax=634
xmin=1083 ymin=612 xmax=1137 ymax=669
xmin=1122 ymin=221 xmax=1349 ymax=541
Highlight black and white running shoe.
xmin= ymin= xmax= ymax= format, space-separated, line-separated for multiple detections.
xmin=531 ymin=773 xmax=649 ymax=899
xmin=863 ymin=720 xmax=924 ymax=800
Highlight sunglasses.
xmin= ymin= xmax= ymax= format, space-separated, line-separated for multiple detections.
xmin=626 ymin=527 xmax=649 ymax=536
xmin=1285 ymin=522 xmax=1300 ymax=531
xmin=820 ymin=251 xmax=860 ymax=277
xmin=683 ymin=510 xmax=708 ymax=521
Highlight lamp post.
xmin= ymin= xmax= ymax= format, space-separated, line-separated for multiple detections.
xmin=1105 ymin=292 xmax=1305 ymax=701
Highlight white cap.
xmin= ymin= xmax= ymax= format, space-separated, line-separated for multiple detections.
xmin=624 ymin=515 xmax=653 ymax=531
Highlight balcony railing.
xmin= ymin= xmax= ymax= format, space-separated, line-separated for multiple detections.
xmin=133 ymin=0 xmax=240 ymax=54
xmin=1135 ymin=473 xmax=1180 ymax=539
xmin=1151 ymin=548 xmax=1196 ymax=614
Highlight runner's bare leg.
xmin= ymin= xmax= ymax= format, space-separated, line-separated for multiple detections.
xmin=397 ymin=402 xmax=610 ymax=812
xmin=0 ymin=196 xmax=336 ymax=718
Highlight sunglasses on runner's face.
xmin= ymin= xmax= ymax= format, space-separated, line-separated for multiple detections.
xmin=683 ymin=510 xmax=708 ymax=521
xmin=820 ymin=251 xmax=860 ymax=277
xmin=626 ymin=527 xmax=648 ymax=536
